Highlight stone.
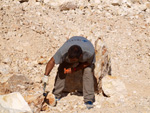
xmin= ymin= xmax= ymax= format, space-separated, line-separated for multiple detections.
xmin=102 ymin=75 xmax=127 ymax=96
xmin=111 ymin=0 xmax=121 ymax=6
xmin=146 ymin=17 xmax=150 ymax=24
xmin=2 ymin=57 xmax=11 ymax=64
xmin=0 ymin=74 xmax=31 ymax=95
xmin=59 ymin=2 xmax=77 ymax=11
xmin=37 ymin=56 xmax=48 ymax=65
xmin=0 ymin=74 xmax=13 ymax=84
xmin=17 ymin=0 xmax=29 ymax=3
xmin=146 ymin=2 xmax=150 ymax=9
xmin=47 ymin=0 xmax=75 ymax=7
xmin=94 ymin=38 xmax=111 ymax=93
xmin=0 ymin=64 xmax=10 ymax=75
xmin=0 ymin=92 xmax=32 ymax=113
xmin=24 ymin=94 xmax=44 ymax=112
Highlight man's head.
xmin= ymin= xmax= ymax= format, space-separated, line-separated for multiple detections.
xmin=67 ymin=45 xmax=83 ymax=63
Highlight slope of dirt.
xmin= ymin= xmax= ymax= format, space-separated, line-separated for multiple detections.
xmin=0 ymin=0 xmax=150 ymax=113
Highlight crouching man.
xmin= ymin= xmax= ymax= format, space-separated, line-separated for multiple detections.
xmin=43 ymin=36 xmax=95 ymax=109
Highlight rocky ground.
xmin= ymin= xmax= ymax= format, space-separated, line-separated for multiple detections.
xmin=0 ymin=0 xmax=150 ymax=113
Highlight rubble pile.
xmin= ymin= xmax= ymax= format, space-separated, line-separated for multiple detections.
xmin=0 ymin=0 xmax=150 ymax=112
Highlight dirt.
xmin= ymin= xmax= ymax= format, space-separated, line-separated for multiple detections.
xmin=0 ymin=0 xmax=150 ymax=113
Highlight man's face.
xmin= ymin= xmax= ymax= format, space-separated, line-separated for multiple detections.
xmin=66 ymin=54 xmax=82 ymax=63
xmin=68 ymin=58 xmax=79 ymax=63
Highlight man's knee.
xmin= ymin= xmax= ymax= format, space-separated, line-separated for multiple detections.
xmin=84 ymin=67 xmax=92 ymax=72
xmin=83 ymin=67 xmax=93 ymax=77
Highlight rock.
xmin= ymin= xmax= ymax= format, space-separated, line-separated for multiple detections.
xmin=0 ymin=74 xmax=13 ymax=84
xmin=41 ymin=93 xmax=56 ymax=110
xmin=111 ymin=0 xmax=121 ymax=6
xmin=0 ymin=64 xmax=10 ymax=75
xmin=146 ymin=2 xmax=150 ymax=9
xmin=45 ymin=0 xmax=87 ymax=9
xmin=0 ymin=74 xmax=32 ymax=94
xmin=102 ymin=75 xmax=127 ymax=97
xmin=37 ymin=56 xmax=48 ymax=65
xmin=47 ymin=0 xmax=75 ymax=7
xmin=24 ymin=93 xmax=56 ymax=112
xmin=2 ymin=57 xmax=11 ymax=64
xmin=43 ymin=0 xmax=50 ymax=4
xmin=18 ymin=0 xmax=29 ymax=3
xmin=0 ymin=92 xmax=32 ymax=113
xmin=94 ymin=38 xmax=111 ymax=93
xmin=24 ymin=94 xmax=44 ymax=113
xmin=59 ymin=2 xmax=77 ymax=11
xmin=146 ymin=17 xmax=150 ymax=24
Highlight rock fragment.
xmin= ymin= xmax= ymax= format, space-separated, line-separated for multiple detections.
xmin=0 ymin=92 xmax=32 ymax=113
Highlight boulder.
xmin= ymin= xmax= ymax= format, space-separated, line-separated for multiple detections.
xmin=0 ymin=92 xmax=32 ymax=113
xmin=94 ymin=38 xmax=111 ymax=93
xmin=102 ymin=75 xmax=128 ymax=105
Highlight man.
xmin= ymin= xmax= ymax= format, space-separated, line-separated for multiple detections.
xmin=42 ymin=36 xmax=95 ymax=109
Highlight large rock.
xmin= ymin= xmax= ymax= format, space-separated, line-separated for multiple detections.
xmin=102 ymin=75 xmax=127 ymax=96
xmin=0 ymin=92 xmax=32 ymax=113
xmin=94 ymin=38 xmax=111 ymax=93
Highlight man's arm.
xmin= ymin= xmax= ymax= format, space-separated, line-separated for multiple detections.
xmin=64 ymin=62 xmax=91 ymax=74
xmin=74 ymin=62 xmax=91 ymax=71
xmin=44 ymin=57 xmax=55 ymax=76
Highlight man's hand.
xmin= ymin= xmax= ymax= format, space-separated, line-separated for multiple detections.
xmin=64 ymin=68 xmax=72 ymax=74
xmin=42 ymin=75 xmax=49 ymax=84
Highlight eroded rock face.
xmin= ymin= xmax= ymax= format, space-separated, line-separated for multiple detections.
xmin=0 ymin=74 xmax=31 ymax=95
xmin=94 ymin=38 xmax=111 ymax=93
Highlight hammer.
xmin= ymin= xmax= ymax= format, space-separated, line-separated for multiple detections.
xmin=43 ymin=82 xmax=47 ymax=97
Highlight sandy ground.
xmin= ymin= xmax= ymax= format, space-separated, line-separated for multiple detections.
xmin=0 ymin=0 xmax=150 ymax=113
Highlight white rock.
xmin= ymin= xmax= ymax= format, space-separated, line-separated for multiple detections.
xmin=44 ymin=0 xmax=50 ymax=4
xmin=90 ymin=0 xmax=101 ymax=4
xmin=0 ymin=92 xmax=32 ymax=113
xmin=0 ymin=64 xmax=10 ymax=75
xmin=102 ymin=76 xmax=127 ymax=96
xmin=111 ymin=0 xmax=121 ymax=6
xmin=2 ymin=57 xmax=11 ymax=64
xmin=146 ymin=17 xmax=150 ymax=24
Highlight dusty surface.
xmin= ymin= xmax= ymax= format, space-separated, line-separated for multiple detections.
xmin=0 ymin=0 xmax=150 ymax=113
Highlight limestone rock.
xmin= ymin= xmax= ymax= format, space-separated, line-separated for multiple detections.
xmin=2 ymin=57 xmax=11 ymax=64
xmin=94 ymin=38 xmax=111 ymax=93
xmin=47 ymin=0 xmax=75 ymax=7
xmin=111 ymin=0 xmax=121 ymax=6
xmin=24 ymin=94 xmax=44 ymax=113
xmin=0 ymin=64 xmax=10 ymax=75
xmin=102 ymin=75 xmax=127 ymax=97
xmin=37 ymin=56 xmax=48 ymax=65
xmin=59 ymin=2 xmax=77 ymax=11
xmin=0 ymin=92 xmax=32 ymax=113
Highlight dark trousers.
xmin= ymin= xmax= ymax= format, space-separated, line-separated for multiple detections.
xmin=52 ymin=62 xmax=95 ymax=103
